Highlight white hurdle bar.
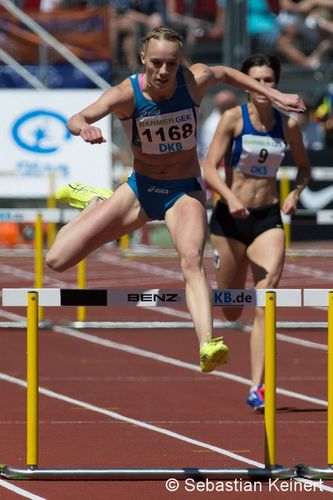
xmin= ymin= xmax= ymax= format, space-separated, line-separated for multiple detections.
xmin=304 ymin=289 xmax=333 ymax=307
xmin=2 ymin=288 xmax=302 ymax=308
xmin=1 ymin=207 xmax=333 ymax=225
xmin=0 ymin=208 xmax=78 ymax=223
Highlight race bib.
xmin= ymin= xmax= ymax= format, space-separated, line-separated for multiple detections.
xmin=238 ymin=134 xmax=286 ymax=177
xmin=136 ymin=108 xmax=196 ymax=154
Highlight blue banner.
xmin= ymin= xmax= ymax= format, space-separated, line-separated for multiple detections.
xmin=0 ymin=61 xmax=111 ymax=88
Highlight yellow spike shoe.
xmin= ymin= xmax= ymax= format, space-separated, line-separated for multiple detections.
xmin=200 ymin=336 xmax=230 ymax=373
xmin=56 ymin=182 xmax=113 ymax=210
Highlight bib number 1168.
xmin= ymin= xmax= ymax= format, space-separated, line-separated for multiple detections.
xmin=142 ymin=123 xmax=193 ymax=142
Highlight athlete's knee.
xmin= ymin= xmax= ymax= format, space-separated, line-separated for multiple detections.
xmin=261 ymin=268 xmax=281 ymax=288
xmin=45 ymin=248 xmax=69 ymax=272
xmin=180 ymin=248 xmax=203 ymax=274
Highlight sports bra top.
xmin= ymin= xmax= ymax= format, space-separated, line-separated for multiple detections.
xmin=120 ymin=68 xmax=199 ymax=155
xmin=226 ymin=103 xmax=286 ymax=178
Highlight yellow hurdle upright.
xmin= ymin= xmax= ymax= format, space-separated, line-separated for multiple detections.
xmin=47 ymin=172 xmax=57 ymax=249
xmin=279 ymin=174 xmax=291 ymax=249
xmin=34 ymin=213 xmax=43 ymax=322
xmin=26 ymin=291 xmax=39 ymax=468
xmin=264 ymin=291 xmax=276 ymax=468
xmin=77 ymin=259 xmax=87 ymax=322
xmin=328 ymin=291 xmax=333 ymax=466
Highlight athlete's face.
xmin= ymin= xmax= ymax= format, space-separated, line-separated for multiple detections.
xmin=141 ymin=38 xmax=181 ymax=92
xmin=247 ymin=65 xmax=277 ymax=105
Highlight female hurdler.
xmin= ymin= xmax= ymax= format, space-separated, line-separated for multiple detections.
xmin=203 ymin=53 xmax=310 ymax=403
xmin=46 ymin=28 xmax=306 ymax=373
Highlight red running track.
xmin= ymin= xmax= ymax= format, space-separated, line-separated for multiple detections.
xmin=1 ymin=244 xmax=333 ymax=499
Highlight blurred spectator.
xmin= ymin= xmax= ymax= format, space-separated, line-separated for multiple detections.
xmin=292 ymin=106 xmax=325 ymax=150
xmin=109 ymin=1 xmax=166 ymax=69
xmin=14 ymin=0 xmax=62 ymax=9
xmin=313 ymin=5 xmax=333 ymax=36
xmin=247 ymin=0 xmax=332 ymax=69
xmin=313 ymin=83 xmax=333 ymax=146
xmin=41 ymin=0 xmax=62 ymax=9
xmin=55 ymin=0 xmax=90 ymax=7
xmin=166 ymin=0 xmax=225 ymax=54
xmin=117 ymin=0 xmax=166 ymax=29
xmin=198 ymin=89 xmax=239 ymax=160
xmin=278 ymin=0 xmax=333 ymax=68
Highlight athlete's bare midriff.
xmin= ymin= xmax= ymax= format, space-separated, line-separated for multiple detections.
xmin=131 ymin=146 xmax=201 ymax=179
xmin=228 ymin=168 xmax=279 ymax=208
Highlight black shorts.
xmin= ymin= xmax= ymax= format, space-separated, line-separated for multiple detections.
xmin=209 ymin=201 xmax=284 ymax=246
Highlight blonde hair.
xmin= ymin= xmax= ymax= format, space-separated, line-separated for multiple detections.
xmin=141 ymin=26 xmax=184 ymax=55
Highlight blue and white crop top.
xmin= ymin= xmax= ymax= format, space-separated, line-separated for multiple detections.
xmin=121 ymin=68 xmax=199 ymax=155
xmin=227 ymin=103 xmax=286 ymax=178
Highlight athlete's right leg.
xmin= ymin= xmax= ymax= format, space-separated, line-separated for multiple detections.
xmin=46 ymin=183 xmax=149 ymax=272
xmin=210 ymin=234 xmax=248 ymax=322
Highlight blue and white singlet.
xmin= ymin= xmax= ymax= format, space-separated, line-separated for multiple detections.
xmin=120 ymin=68 xmax=199 ymax=155
xmin=227 ymin=103 xmax=287 ymax=178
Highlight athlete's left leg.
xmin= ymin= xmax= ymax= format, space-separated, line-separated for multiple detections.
xmin=165 ymin=192 xmax=213 ymax=344
xmin=247 ymin=228 xmax=286 ymax=389
xmin=165 ymin=192 xmax=229 ymax=372
xmin=164 ymin=194 xmax=228 ymax=372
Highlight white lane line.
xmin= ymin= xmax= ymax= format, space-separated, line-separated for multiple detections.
xmin=51 ymin=325 xmax=328 ymax=407
xmin=1 ymin=373 xmax=333 ymax=492
xmin=97 ymin=253 xmax=185 ymax=281
xmin=0 ymin=309 xmax=328 ymax=407
xmin=98 ymin=252 xmax=333 ymax=286
xmin=0 ymin=372 xmax=262 ymax=469
xmin=0 ymin=419 xmax=327 ymax=425
xmin=284 ymin=263 xmax=333 ymax=281
xmin=0 ymin=306 xmax=328 ymax=352
xmin=0 ymin=263 xmax=70 ymax=288
xmin=0 ymin=479 xmax=46 ymax=500
xmin=0 ymin=310 xmax=327 ymax=407
xmin=0 ymin=305 xmax=328 ymax=355
xmin=241 ymin=325 xmax=328 ymax=351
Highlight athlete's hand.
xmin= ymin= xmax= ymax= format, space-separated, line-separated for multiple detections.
xmin=228 ymin=198 xmax=250 ymax=218
xmin=282 ymin=192 xmax=298 ymax=215
xmin=80 ymin=125 xmax=107 ymax=144
xmin=273 ymin=92 xmax=306 ymax=114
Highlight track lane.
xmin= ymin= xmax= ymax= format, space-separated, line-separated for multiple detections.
xmin=1 ymin=247 xmax=333 ymax=498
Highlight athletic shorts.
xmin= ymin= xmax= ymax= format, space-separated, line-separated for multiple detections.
xmin=209 ymin=201 xmax=284 ymax=246
xmin=127 ymin=171 xmax=204 ymax=220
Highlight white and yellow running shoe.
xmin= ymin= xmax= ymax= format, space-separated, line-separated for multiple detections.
xmin=56 ymin=182 xmax=113 ymax=210
xmin=200 ymin=336 xmax=230 ymax=373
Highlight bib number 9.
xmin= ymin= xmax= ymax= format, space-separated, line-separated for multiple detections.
xmin=258 ymin=148 xmax=268 ymax=163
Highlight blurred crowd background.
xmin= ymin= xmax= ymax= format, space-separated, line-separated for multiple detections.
xmin=0 ymin=0 xmax=332 ymax=245
xmin=1 ymin=0 xmax=332 ymax=153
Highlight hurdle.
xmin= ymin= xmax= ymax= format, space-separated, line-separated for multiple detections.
xmin=297 ymin=289 xmax=333 ymax=480
xmin=0 ymin=208 xmax=87 ymax=325
xmin=1 ymin=287 xmax=301 ymax=480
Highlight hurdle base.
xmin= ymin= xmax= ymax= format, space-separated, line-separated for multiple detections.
xmin=61 ymin=320 xmax=241 ymax=330
xmin=296 ymin=463 xmax=333 ymax=480
xmin=0 ymin=320 xmax=54 ymax=329
xmin=0 ymin=465 xmax=295 ymax=481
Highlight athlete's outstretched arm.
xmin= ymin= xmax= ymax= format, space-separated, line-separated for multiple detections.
xmin=67 ymin=80 xmax=133 ymax=144
xmin=282 ymin=117 xmax=311 ymax=214
xmin=203 ymin=108 xmax=250 ymax=218
xmin=191 ymin=63 xmax=306 ymax=114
